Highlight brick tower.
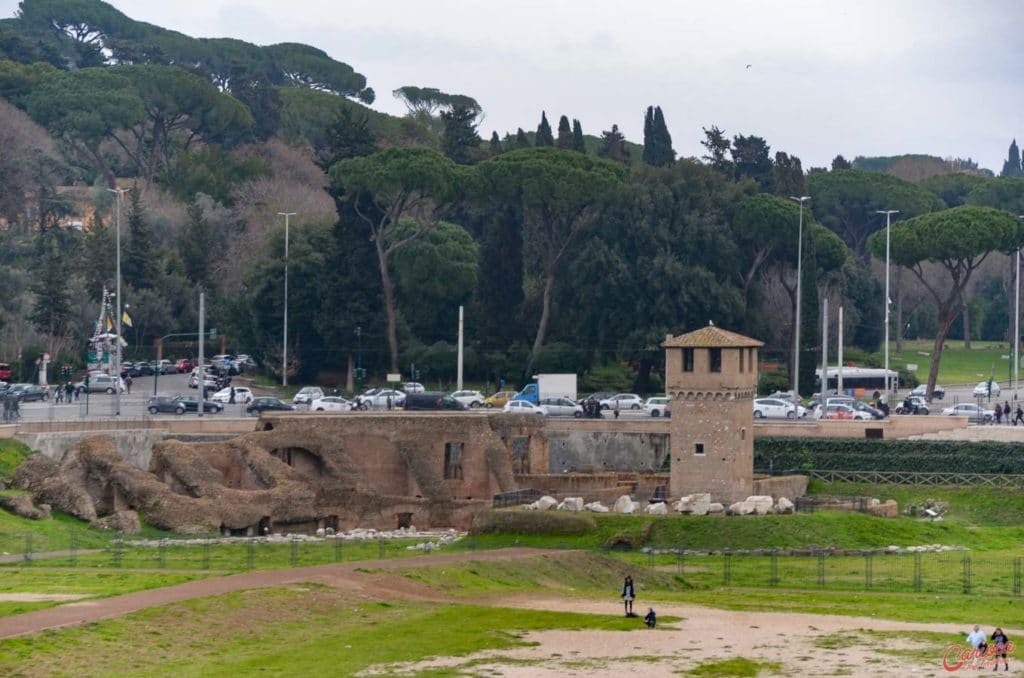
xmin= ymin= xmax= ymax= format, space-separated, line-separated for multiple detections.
xmin=663 ymin=325 xmax=762 ymax=504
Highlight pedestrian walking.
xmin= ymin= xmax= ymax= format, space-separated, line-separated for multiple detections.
xmin=1004 ymin=401 xmax=1011 ymax=423
xmin=1015 ymin=404 xmax=1024 ymax=426
xmin=995 ymin=406 xmax=1003 ymax=425
xmin=229 ymin=386 xmax=236 ymax=404
xmin=967 ymin=625 xmax=988 ymax=668
xmin=74 ymin=385 xmax=80 ymax=401
xmin=125 ymin=375 xmax=132 ymax=394
xmin=621 ymin=575 xmax=635 ymax=616
xmin=991 ymin=627 xmax=1010 ymax=671
xmin=54 ymin=385 xmax=63 ymax=403
xmin=65 ymin=382 xmax=73 ymax=402
xmin=613 ymin=398 xmax=620 ymax=420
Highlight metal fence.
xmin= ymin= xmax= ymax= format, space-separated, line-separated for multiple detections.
xmin=757 ymin=468 xmax=1024 ymax=488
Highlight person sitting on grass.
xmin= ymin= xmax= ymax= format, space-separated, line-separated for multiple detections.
xmin=643 ymin=607 xmax=656 ymax=628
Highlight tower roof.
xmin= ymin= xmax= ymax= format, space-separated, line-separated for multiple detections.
xmin=662 ymin=325 xmax=764 ymax=349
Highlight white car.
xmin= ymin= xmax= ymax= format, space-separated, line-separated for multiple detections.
xmin=357 ymin=389 xmax=405 ymax=409
xmin=753 ymin=398 xmax=805 ymax=420
xmin=942 ymin=403 xmax=995 ymax=422
xmin=450 ymin=390 xmax=485 ymax=408
xmin=210 ymin=387 xmax=253 ymax=404
xmin=503 ymin=400 xmax=545 ymax=415
xmin=311 ymin=396 xmax=354 ymax=412
xmin=402 ymin=382 xmax=425 ymax=393
xmin=538 ymin=397 xmax=583 ymax=417
xmin=292 ymin=387 xmax=325 ymax=406
xmin=825 ymin=403 xmax=870 ymax=420
xmin=644 ymin=397 xmax=670 ymax=417
xmin=911 ymin=384 xmax=945 ymax=400
xmin=189 ymin=373 xmax=219 ymax=390
xmin=973 ymin=380 xmax=1001 ymax=398
xmin=599 ymin=393 xmax=643 ymax=411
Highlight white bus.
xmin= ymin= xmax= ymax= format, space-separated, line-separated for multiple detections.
xmin=817 ymin=366 xmax=899 ymax=398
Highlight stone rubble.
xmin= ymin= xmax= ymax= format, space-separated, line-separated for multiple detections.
xmin=110 ymin=527 xmax=465 ymax=549
xmin=645 ymin=502 xmax=668 ymax=515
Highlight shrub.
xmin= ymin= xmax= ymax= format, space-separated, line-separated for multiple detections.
xmin=471 ymin=509 xmax=596 ymax=536
xmin=755 ymin=437 xmax=1024 ymax=474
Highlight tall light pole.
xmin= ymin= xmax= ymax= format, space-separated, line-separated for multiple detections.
xmin=1016 ymin=215 xmax=1024 ymax=395
xmin=107 ymin=187 xmax=128 ymax=416
xmin=790 ymin=196 xmax=811 ymax=399
xmin=278 ymin=212 xmax=296 ymax=387
xmin=876 ymin=210 xmax=899 ymax=399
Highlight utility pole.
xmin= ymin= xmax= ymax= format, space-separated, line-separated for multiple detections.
xmin=789 ymin=196 xmax=811 ymax=400
xmin=876 ymin=210 xmax=899 ymax=399
xmin=278 ymin=212 xmax=296 ymax=387
xmin=198 ymin=291 xmax=205 ymax=418
xmin=107 ymin=187 xmax=128 ymax=416
xmin=457 ymin=305 xmax=464 ymax=391
xmin=821 ymin=298 xmax=829 ymax=395
xmin=837 ymin=306 xmax=844 ymax=395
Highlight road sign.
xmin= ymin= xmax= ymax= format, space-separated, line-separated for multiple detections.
xmin=386 ymin=373 xmax=401 ymax=383
xmin=906 ymin=363 xmax=917 ymax=372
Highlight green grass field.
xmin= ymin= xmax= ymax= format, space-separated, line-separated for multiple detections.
xmin=885 ymin=339 xmax=1015 ymax=385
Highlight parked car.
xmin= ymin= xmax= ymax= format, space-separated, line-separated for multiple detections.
xmin=357 ymin=389 xmax=406 ymax=409
xmin=210 ymin=387 xmax=253 ymax=404
xmin=539 ymin=397 xmax=583 ymax=417
xmin=402 ymin=382 xmax=425 ymax=394
xmin=503 ymin=400 xmax=545 ymax=415
xmin=189 ymin=373 xmax=220 ymax=390
xmin=404 ymin=392 xmax=467 ymax=411
xmin=176 ymin=358 xmax=196 ymax=373
xmin=9 ymin=383 xmax=48 ymax=402
xmin=852 ymin=400 xmax=887 ymax=419
xmin=128 ymin=362 xmax=154 ymax=377
xmin=483 ymin=391 xmax=518 ymax=408
xmin=753 ymin=398 xmax=805 ymax=420
xmin=292 ymin=387 xmax=325 ymax=406
xmin=599 ymin=394 xmax=643 ymax=411
xmin=75 ymin=374 xmax=125 ymax=394
xmin=643 ymin=397 xmax=671 ymax=417
xmin=450 ymin=390 xmax=485 ymax=408
xmin=152 ymin=359 xmax=175 ymax=375
xmin=234 ymin=354 xmax=256 ymax=371
xmin=147 ymin=395 xmax=186 ymax=415
xmin=911 ymin=383 xmax=945 ymax=400
xmin=941 ymin=403 xmax=995 ymax=422
xmin=825 ymin=403 xmax=871 ymax=420
xmin=973 ymin=380 xmax=1001 ymax=398
xmin=175 ymin=395 xmax=223 ymax=413
xmin=245 ymin=397 xmax=296 ymax=414
xmin=0 ymin=363 xmax=11 ymax=381
xmin=895 ymin=396 xmax=929 ymax=415
xmin=311 ymin=396 xmax=354 ymax=412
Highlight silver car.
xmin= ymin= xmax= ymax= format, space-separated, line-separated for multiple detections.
xmin=539 ymin=397 xmax=583 ymax=417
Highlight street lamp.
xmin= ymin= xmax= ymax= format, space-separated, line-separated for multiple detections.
xmin=278 ymin=212 xmax=296 ymax=387
xmin=876 ymin=210 xmax=899 ymax=399
xmin=1016 ymin=215 xmax=1024 ymax=395
xmin=107 ymin=187 xmax=128 ymax=416
xmin=789 ymin=196 xmax=811 ymax=398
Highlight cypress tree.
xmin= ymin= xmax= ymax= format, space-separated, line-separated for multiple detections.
xmin=641 ymin=106 xmax=655 ymax=165
xmin=535 ymin=111 xmax=554 ymax=146
xmin=515 ymin=128 xmax=530 ymax=148
xmin=1001 ymin=139 xmax=1022 ymax=177
xmin=650 ymin=106 xmax=675 ymax=166
xmin=556 ymin=115 xmax=573 ymax=149
xmin=571 ymin=119 xmax=585 ymax=153
xmin=598 ymin=124 xmax=630 ymax=164
xmin=122 ymin=185 xmax=158 ymax=290
xmin=441 ymin=105 xmax=481 ymax=164
xmin=489 ymin=131 xmax=502 ymax=155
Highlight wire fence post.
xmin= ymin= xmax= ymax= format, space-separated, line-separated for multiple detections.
xmin=864 ymin=551 xmax=873 ymax=590
xmin=676 ymin=546 xmax=684 ymax=575
xmin=379 ymin=538 xmax=386 ymax=560
xmin=1014 ymin=557 xmax=1022 ymax=597
xmin=202 ymin=536 xmax=211 ymax=570
xmin=770 ymin=549 xmax=778 ymax=586
xmin=290 ymin=536 xmax=299 ymax=567
xmin=246 ymin=537 xmax=255 ymax=570
xmin=723 ymin=550 xmax=732 ymax=586
xmin=158 ymin=538 xmax=166 ymax=569
xmin=334 ymin=537 xmax=342 ymax=563
xmin=23 ymin=532 xmax=32 ymax=563
xmin=69 ymin=531 xmax=78 ymax=567
xmin=913 ymin=552 xmax=922 ymax=592
xmin=817 ymin=551 xmax=825 ymax=588
xmin=962 ymin=555 xmax=972 ymax=594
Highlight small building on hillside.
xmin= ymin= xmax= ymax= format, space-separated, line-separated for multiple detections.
xmin=663 ymin=324 xmax=762 ymax=504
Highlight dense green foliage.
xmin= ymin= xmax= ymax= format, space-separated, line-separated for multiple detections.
xmin=755 ymin=437 xmax=1024 ymax=474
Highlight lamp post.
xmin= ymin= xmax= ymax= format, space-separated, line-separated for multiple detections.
xmin=278 ymin=212 xmax=296 ymax=387
xmin=1016 ymin=215 xmax=1024 ymax=395
xmin=876 ymin=210 xmax=899 ymax=399
xmin=107 ymin=187 xmax=128 ymax=416
xmin=789 ymin=196 xmax=811 ymax=399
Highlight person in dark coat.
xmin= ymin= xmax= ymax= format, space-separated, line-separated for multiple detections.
xmin=621 ymin=575 xmax=636 ymax=616
xmin=229 ymin=386 xmax=236 ymax=404
xmin=643 ymin=607 xmax=657 ymax=628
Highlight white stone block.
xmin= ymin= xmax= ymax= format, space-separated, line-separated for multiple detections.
xmin=646 ymin=502 xmax=668 ymax=515
xmin=690 ymin=493 xmax=711 ymax=516
xmin=708 ymin=502 xmax=725 ymax=514
xmin=776 ymin=497 xmax=795 ymax=514
xmin=562 ymin=497 xmax=584 ymax=512
xmin=536 ymin=495 xmax=558 ymax=511
xmin=584 ymin=501 xmax=609 ymax=513
xmin=613 ymin=495 xmax=636 ymax=514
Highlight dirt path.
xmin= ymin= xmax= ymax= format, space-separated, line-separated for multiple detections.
xmin=0 ymin=548 xmax=550 ymax=639
xmin=0 ymin=548 xmax=1016 ymax=676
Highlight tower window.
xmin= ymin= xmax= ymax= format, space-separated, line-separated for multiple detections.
xmin=444 ymin=442 xmax=463 ymax=480
xmin=683 ymin=348 xmax=694 ymax=372
xmin=709 ymin=348 xmax=722 ymax=373
xmin=739 ymin=349 xmax=745 ymax=373
xmin=694 ymin=443 xmax=705 ymax=456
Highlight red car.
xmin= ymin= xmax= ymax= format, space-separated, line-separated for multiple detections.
xmin=176 ymin=358 xmax=196 ymax=373
xmin=0 ymin=363 xmax=10 ymax=381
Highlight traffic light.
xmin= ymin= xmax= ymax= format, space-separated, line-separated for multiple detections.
xmin=355 ymin=368 xmax=366 ymax=380
xmin=84 ymin=375 xmax=90 ymax=388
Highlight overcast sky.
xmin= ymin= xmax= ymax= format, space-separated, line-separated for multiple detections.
xmin=3 ymin=0 xmax=1023 ymax=172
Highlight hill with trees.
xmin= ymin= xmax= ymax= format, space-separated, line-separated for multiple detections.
xmin=1 ymin=0 xmax=1023 ymax=396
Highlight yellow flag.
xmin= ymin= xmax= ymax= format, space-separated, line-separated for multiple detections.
xmin=122 ymin=310 xmax=133 ymax=328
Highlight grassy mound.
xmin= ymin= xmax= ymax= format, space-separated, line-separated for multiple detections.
xmin=0 ymin=439 xmax=31 ymax=485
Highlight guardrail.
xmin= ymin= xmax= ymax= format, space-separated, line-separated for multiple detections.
xmin=758 ymin=468 xmax=1024 ymax=488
